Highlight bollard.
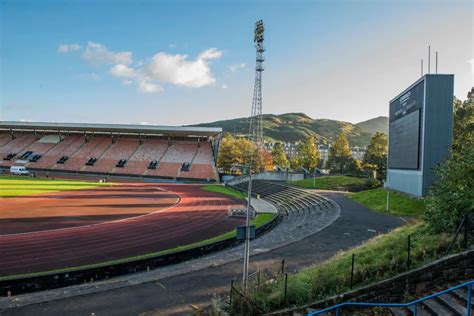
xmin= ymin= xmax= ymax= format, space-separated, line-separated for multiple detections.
xmin=350 ymin=253 xmax=355 ymax=289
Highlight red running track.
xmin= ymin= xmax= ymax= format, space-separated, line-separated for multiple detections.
xmin=0 ymin=183 xmax=245 ymax=276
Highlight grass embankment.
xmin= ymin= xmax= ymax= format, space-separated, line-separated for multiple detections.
xmin=350 ymin=188 xmax=426 ymax=217
xmin=291 ymin=176 xmax=367 ymax=190
xmin=201 ymin=184 xmax=246 ymax=199
xmin=230 ymin=222 xmax=455 ymax=314
xmin=0 ymin=175 xmax=112 ymax=197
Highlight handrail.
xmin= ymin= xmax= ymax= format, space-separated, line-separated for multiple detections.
xmin=308 ymin=280 xmax=473 ymax=316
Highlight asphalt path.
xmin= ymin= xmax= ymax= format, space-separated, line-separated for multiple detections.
xmin=1 ymin=191 xmax=404 ymax=316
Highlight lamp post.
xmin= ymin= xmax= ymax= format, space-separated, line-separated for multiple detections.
xmin=243 ymin=169 xmax=252 ymax=290
xmin=232 ymin=163 xmax=253 ymax=290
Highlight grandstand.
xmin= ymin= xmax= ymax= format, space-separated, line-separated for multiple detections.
xmin=0 ymin=122 xmax=221 ymax=182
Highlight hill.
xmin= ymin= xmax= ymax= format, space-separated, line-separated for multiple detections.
xmin=356 ymin=116 xmax=388 ymax=134
xmin=190 ymin=113 xmax=388 ymax=147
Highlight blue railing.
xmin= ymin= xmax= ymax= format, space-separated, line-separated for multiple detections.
xmin=308 ymin=280 xmax=473 ymax=316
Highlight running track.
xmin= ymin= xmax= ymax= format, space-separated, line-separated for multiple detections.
xmin=0 ymin=183 xmax=245 ymax=276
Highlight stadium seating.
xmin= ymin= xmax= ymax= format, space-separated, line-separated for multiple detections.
xmin=147 ymin=162 xmax=181 ymax=178
xmin=0 ymin=134 xmax=36 ymax=167
xmin=120 ymin=140 xmax=168 ymax=175
xmin=34 ymin=135 xmax=84 ymax=169
xmin=0 ymin=131 xmax=219 ymax=181
xmin=184 ymin=163 xmax=217 ymax=180
xmin=192 ymin=142 xmax=214 ymax=164
xmin=55 ymin=136 xmax=111 ymax=171
xmin=83 ymin=138 xmax=139 ymax=173
xmin=161 ymin=141 xmax=197 ymax=163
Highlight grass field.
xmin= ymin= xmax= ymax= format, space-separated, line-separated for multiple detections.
xmin=230 ymin=221 xmax=453 ymax=313
xmin=290 ymin=176 xmax=367 ymax=190
xmin=0 ymin=175 xmax=112 ymax=197
xmin=201 ymin=184 xmax=246 ymax=199
xmin=350 ymin=188 xmax=426 ymax=217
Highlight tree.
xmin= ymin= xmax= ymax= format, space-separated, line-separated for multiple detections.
xmin=289 ymin=155 xmax=303 ymax=170
xmin=452 ymin=96 xmax=474 ymax=157
xmin=328 ymin=132 xmax=353 ymax=174
xmin=425 ymin=141 xmax=474 ymax=233
xmin=259 ymin=148 xmax=274 ymax=171
xmin=297 ymin=135 xmax=320 ymax=172
xmin=363 ymin=132 xmax=388 ymax=180
xmin=271 ymin=142 xmax=289 ymax=168
xmin=217 ymin=133 xmax=239 ymax=172
xmin=425 ymin=91 xmax=474 ymax=233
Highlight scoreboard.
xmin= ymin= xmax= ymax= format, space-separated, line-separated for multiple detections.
xmin=388 ymin=81 xmax=424 ymax=170
xmin=386 ymin=75 xmax=454 ymax=197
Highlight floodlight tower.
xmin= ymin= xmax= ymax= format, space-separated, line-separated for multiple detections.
xmin=249 ymin=19 xmax=265 ymax=148
xmin=242 ymin=19 xmax=265 ymax=291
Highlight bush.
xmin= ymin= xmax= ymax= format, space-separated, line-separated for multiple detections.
xmin=365 ymin=178 xmax=381 ymax=189
xmin=425 ymin=144 xmax=474 ymax=233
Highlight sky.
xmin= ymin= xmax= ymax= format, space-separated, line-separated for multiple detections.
xmin=0 ymin=0 xmax=473 ymax=126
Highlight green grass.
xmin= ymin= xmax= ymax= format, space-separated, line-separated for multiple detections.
xmin=290 ymin=176 xmax=367 ymax=190
xmin=201 ymin=184 xmax=246 ymax=199
xmin=230 ymin=221 xmax=454 ymax=314
xmin=0 ymin=175 xmax=112 ymax=197
xmin=350 ymin=188 xmax=426 ymax=217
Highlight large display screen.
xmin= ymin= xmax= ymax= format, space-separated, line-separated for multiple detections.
xmin=388 ymin=81 xmax=424 ymax=170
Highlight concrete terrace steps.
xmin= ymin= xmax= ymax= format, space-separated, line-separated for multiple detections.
xmin=229 ymin=180 xmax=333 ymax=220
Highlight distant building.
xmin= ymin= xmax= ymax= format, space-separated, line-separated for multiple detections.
xmin=351 ymin=146 xmax=366 ymax=161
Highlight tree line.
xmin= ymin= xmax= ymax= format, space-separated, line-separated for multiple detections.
xmin=217 ymin=131 xmax=388 ymax=178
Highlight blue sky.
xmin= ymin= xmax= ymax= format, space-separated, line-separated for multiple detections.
xmin=1 ymin=0 xmax=472 ymax=125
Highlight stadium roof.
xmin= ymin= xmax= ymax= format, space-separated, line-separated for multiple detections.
xmin=0 ymin=121 xmax=222 ymax=137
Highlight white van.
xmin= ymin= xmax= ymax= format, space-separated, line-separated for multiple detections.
xmin=10 ymin=166 xmax=30 ymax=176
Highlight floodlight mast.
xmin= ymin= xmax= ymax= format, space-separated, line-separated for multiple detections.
xmin=249 ymin=19 xmax=265 ymax=148
xmin=243 ymin=19 xmax=265 ymax=291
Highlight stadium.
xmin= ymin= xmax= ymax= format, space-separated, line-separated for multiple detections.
xmin=0 ymin=122 xmax=251 ymax=279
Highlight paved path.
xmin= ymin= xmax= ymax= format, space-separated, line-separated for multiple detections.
xmin=1 ymin=191 xmax=403 ymax=316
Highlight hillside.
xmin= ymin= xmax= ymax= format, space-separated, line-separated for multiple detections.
xmin=356 ymin=116 xmax=388 ymax=134
xmin=190 ymin=113 xmax=388 ymax=147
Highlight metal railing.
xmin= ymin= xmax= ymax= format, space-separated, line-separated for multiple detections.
xmin=308 ymin=280 xmax=473 ymax=316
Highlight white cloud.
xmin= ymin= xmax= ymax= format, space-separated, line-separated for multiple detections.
xmin=138 ymin=80 xmax=163 ymax=93
xmin=62 ymin=41 xmax=222 ymax=93
xmin=110 ymin=64 xmax=136 ymax=78
xmin=58 ymin=43 xmax=81 ymax=53
xmin=142 ymin=48 xmax=223 ymax=88
xmin=82 ymin=41 xmax=132 ymax=65
xmin=198 ymin=48 xmax=223 ymax=60
xmin=229 ymin=63 xmax=246 ymax=72
xmin=169 ymin=44 xmax=177 ymax=49
xmin=222 ymin=84 xmax=228 ymax=89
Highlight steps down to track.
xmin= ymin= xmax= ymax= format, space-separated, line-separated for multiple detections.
xmin=304 ymin=281 xmax=473 ymax=316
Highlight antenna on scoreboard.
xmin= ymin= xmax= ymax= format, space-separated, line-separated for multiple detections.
xmin=428 ymin=45 xmax=431 ymax=74
xmin=435 ymin=51 xmax=438 ymax=74
xmin=421 ymin=59 xmax=423 ymax=77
